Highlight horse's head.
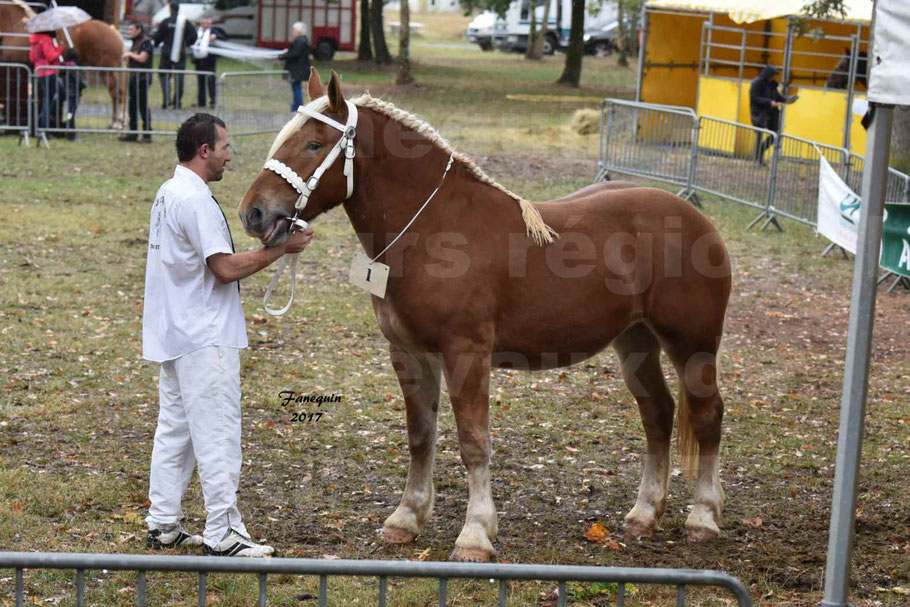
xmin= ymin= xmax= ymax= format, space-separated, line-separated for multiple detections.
xmin=239 ymin=69 xmax=354 ymax=246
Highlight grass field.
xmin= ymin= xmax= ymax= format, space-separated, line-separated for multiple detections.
xmin=1 ymin=21 xmax=909 ymax=607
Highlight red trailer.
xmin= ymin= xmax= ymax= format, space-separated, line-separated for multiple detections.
xmin=257 ymin=0 xmax=356 ymax=59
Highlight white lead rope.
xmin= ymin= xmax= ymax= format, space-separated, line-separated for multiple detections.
xmin=370 ymin=152 xmax=455 ymax=263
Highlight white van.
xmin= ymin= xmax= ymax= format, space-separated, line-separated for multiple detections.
xmin=490 ymin=0 xmax=616 ymax=54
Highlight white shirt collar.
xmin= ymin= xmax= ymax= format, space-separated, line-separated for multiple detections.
xmin=174 ymin=164 xmax=211 ymax=194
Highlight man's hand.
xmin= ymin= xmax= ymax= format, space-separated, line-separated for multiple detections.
xmin=207 ymin=227 xmax=315 ymax=284
xmin=281 ymin=228 xmax=314 ymax=255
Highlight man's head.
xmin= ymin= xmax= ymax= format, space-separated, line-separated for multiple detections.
xmin=127 ymin=21 xmax=144 ymax=39
xmin=176 ymin=114 xmax=231 ymax=182
xmin=169 ymin=1 xmax=179 ymax=16
xmin=200 ymin=17 xmax=212 ymax=29
xmin=759 ymin=65 xmax=779 ymax=81
xmin=292 ymin=21 xmax=307 ymax=36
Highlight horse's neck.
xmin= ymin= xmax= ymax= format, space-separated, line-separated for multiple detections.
xmin=342 ymin=114 xmax=477 ymax=258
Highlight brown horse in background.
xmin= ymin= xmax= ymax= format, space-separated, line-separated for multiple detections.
xmin=239 ymin=70 xmax=732 ymax=562
xmin=0 ymin=1 xmax=126 ymax=128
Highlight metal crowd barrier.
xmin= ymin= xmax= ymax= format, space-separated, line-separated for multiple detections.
xmin=597 ymin=98 xmax=699 ymax=199
xmin=694 ymin=116 xmax=777 ymax=211
xmin=844 ymin=152 xmax=910 ymax=203
xmin=762 ymin=134 xmax=848 ymax=227
xmin=33 ymin=64 xmax=217 ymax=140
xmin=596 ymin=98 xmax=910 ymax=230
xmin=0 ymin=62 xmax=31 ymax=145
xmin=0 ymin=551 xmax=752 ymax=607
xmin=217 ymin=70 xmax=295 ymax=136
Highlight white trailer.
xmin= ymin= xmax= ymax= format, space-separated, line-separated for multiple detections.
xmin=489 ymin=0 xmax=616 ymax=54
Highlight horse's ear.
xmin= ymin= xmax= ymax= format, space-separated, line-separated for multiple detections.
xmin=327 ymin=70 xmax=345 ymax=112
xmin=307 ymin=67 xmax=323 ymax=101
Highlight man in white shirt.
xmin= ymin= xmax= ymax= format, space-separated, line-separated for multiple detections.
xmin=142 ymin=113 xmax=313 ymax=557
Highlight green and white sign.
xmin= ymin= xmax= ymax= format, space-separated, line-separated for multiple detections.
xmin=817 ymin=155 xmax=910 ymax=278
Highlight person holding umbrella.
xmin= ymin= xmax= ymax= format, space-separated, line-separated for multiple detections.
xmin=191 ymin=18 xmax=226 ymax=109
xmin=29 ymin=30 xmax=63 ymax=130
xmin=154 ymin=2 xmax=197 ymax=109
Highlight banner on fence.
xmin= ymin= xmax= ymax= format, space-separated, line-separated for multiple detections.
xmin=817 ymin=155 xmax=910 ymax=277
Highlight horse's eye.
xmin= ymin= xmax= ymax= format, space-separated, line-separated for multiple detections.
xmin=306 ymin=141 xmax=322 ymax=152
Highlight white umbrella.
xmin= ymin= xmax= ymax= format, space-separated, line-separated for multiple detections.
xmin=25 ymin=7 xmax=91 ymax=33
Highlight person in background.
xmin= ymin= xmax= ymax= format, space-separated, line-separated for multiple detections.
xmin=61 ymin=48 xmax=85 ymax=141
xmin=192 ymin=18 xmax=226 ymax=109
xmin=154 ymin=1 xmax=197 ymax=109
xmin=122 ymin=21 xmax=154 ymax=143
xmin=278 ymin=22 xmax=311 ymax=111
xmin=29 ymin=29 xmax=63 ymax=130
xmin=142 ymin=114 xmax=314 ymax=557
xmin=749 ymin=65 xmax=798 ymax=164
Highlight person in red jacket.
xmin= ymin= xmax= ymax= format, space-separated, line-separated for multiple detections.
xmin=29 ymin=30 xmax=63 ymax=130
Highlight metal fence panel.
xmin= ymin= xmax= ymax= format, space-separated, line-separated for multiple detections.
xmin=0 ymin=62 xmax=31 ymax=143
xmin=844 ymin=152 xmax=910 ymax=203
xmin=218 ymin=70 xmax=296 ymax=136
xmin=769 ymin=134 xmax=847 ymax=226
xmin=598 ymin=99 xmax=698 ymax=189
xmin=34 ymin=65 xmax=217 ymax=138
xmin=0 ymin=551 xmax=752 ymax=607
xmin=694 ymin=117 xmax=776 ymax=209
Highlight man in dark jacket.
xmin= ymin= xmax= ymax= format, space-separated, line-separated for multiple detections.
xmin=122 ymin=21 xmax=155 ymax=142
xmin=192 ymin=18 xmax=226 ymax=108
xmin=154 ymin=2 xmax=198 ymax=109
xmin=750 ymin=65 xmax=797 ymax=163
xmin=278 ymin=22 xmax=311 ymax=111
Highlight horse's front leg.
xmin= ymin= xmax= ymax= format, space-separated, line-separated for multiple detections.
xmin=382 ymin=344 xmax=442 ymax=544
xmin=442 ymin=341 xmax=497 ymax=562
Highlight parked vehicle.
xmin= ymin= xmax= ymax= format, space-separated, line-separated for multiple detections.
xmin=583 ymin=20 xmax=618 ymax=57
xmin=465 ymin=10 xmax=497 ymax=51
xmin=491 ymin=0 xmax=616 ymax=54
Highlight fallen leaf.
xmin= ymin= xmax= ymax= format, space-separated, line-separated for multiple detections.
xmin=415 ymin=548 xmax=431 ymax=561
xmin=583 ymin=522 xmax=609 ymax=544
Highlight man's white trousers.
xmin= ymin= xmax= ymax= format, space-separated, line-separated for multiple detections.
xmin=147 ymin=345 xmax=250 ymax=547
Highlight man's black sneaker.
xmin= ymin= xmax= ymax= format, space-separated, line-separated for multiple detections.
xmin=146 ymin=523 xmax=204 ymax=549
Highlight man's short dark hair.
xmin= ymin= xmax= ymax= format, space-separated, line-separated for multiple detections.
xmin=128 ymin=20 xmax=145 ymax=34
xmin=176 ymin=114 xmax=226 ymax=162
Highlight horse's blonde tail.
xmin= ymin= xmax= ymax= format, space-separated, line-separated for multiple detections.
xmin=677 ymin=384 xmax=699 ymax=482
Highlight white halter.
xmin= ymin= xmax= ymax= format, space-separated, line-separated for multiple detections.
xmin=261 ymin=99 xmax=358 ymax=316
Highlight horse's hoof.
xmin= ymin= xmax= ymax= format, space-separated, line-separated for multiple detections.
xmin=623 ymin=520 xmax=655 ymax=539
xmin=449 ymin=547 xmax=492 ymax=563
xmin=381 ymin=526 xmax=416 ymax=544
xmin=686 ymin=527 xmax=719 ymax=544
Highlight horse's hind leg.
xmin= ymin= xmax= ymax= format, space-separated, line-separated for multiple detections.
xmin=613 ymin=323 xmax=675 ymax=538
xmin=382 ymin=344 xmax=442 ymax=544
xmin=666 ymin=344 xmax=725 ymax=542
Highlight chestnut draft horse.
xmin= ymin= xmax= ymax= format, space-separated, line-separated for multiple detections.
xmin=239 ymin=70 xmax=732 ymax=562
xmin=0 ymin=1 xmax=126 ymax=128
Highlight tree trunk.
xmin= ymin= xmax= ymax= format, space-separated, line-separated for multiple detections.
xmin=525 ymin=1 xmax=538 ymax=59
xmin=397 ymin=0 xmax=414 ymax=84
xmin=557 ymin=0 xmax=584 ymax=86
xmin=531 ymin=0 xmax=552 ymax=59
xmin=617 ymin=0 xmax=628 ymax=67
xmin=358 ymin=0 xmax=373 ymax=61
xmin=371 ymin=0 xmax=392 ymax=64
xmin=892 ymin=107 xmax=910 ymax=174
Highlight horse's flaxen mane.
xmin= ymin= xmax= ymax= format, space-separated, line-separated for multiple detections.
xmin=266 ymin=94 xmax=557 ymax=245
xmin=10 ymin=0 xmax=36 ymax=19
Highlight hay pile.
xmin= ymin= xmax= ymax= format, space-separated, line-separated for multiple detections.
xmin=568 ymin=109 xmax=600 ymax=135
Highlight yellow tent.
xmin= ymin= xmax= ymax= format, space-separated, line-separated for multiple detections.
xmin=638 ymin=0 xmax=870 ymax=152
